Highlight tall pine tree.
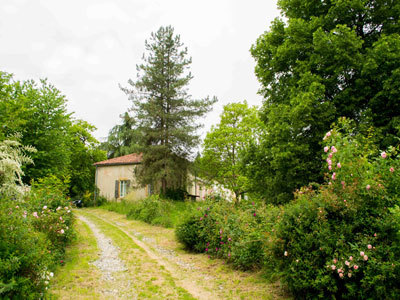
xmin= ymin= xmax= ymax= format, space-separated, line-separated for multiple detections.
xmin=122 ymin=26 xmax=216 ymax=193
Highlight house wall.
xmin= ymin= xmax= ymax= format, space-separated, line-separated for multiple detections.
xmin=95 ymin=164 xmax=147 ymax=201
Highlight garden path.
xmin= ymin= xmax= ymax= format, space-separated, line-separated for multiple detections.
xmin=52 ymin=208 xmax=288 ymax=300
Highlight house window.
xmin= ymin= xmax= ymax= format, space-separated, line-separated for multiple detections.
xmin=120 ymin=180 xmax=129 ymax=198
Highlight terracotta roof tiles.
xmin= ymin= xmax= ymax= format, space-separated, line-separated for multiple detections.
xmin=94 ymin=153 xmax=142 ymax=166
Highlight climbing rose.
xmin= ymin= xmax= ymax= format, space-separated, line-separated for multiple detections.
xmin=360 ymin=251 xmax=365 ymax=256
xmin=390 ymin=167 xmax=395 ymax=172
xmin=329 ymin=153 xmax=333 ymax=158
xmin=60 ymin=229 xmax=64 ymax=234
xmin=354 ymin=265 xmax=359 ymax=270
xmin=332 ymin=172 xmax=336 ymax=180
xmin=331 ymin=265 xmax=336 ymax=270
xmin=366 ymin=185 xmax=371 ymax=190
xmin=333 ymin=258 xmax=337 ymax=264
xmin=349 ymin=256 xmax=353 ymax=261
xmin=339 ymin=273 xmax=344 ymax=278
xmin=381 ymin=152 xmax=387 ymax=158
xmin=364 ymin=255 xmax=368 ymax=261
xmin=324 ymin=146 xmax=329 ymax=152
xmin=327 ymin=159 xmax=332 ymax=165
xmin=328 ymin=165 xmax=332 ymax=171
xmin=345 ymin=261 xmax=350 ymax=266
xmin=331 ymin=146 xmax=337 ymax=153
xmin=368 ymin=244 xmax=372 ymax=249
xmin=337 ymin=162 xmax=341 ymax=168
xmin=43 ymin=205 xmax=47 ymax=210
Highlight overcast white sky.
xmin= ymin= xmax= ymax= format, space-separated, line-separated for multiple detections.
xmin=0 ymin=0 xmax=279 ymax=141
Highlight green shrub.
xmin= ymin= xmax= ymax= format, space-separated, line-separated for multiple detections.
xmin=0 ymin=199 xmax=54 ymax=299
xmin=266 ymin=118 xmax=400 ymax=299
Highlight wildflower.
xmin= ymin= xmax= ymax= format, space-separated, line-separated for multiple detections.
xmin=15 ymin=205 xmax=19 ymax=209
xmin=390 ymin=167 xmax=395 ymax=173
xmin=366 ymin=185 xmax=371 ymax=190
xmin=33 ymin=212 xmax=38 ymax=218
xmin=327 ymin=159 xmax=332 ymax=165
xmin=43 ymin=206 xmax=47 ymax=210
xmin=253 ymin=212 xmax=256 ymax=216
xmin=331 ymin=146 xmax=337 ymax=153
xmin=332 ymin=172 xmax=336 ymax=180
xmin=59 ymin=216 xmax=63 ymax=221
xmin=205 ymin=248 xmax=208 ymax=252
xmin=331 ymin=265 xmax=336 ymax=270
xmin=284 ymin=251 xmax=288 ymax=256
xmin=368 ymin=244 xmax=372 ymax=249
xmin=354 ymin=265 xmax=358 ymax=270
xmin=381 ymin=152 xmax=387 ymax=158
xmin=57 ymin=206 xmax=61 ymax=211
xmin=228 ymin=253 xmax=231 ymax=257
xmin=228 ymin=237 xmax=232 ymax=242
xmin=251 ymin=201 xmax=255 ymax=205
xmin=219 ymin=229 xmax=223 ymax=234
xmin=337 ymin=163 xmax=341 ymax=168
xmin=60 ymin=229 xmax=64 ymax=234
xmin=50 ymin=272 xmax=54 ymax=277
xmin=67 ymin=210 xmax=71 ymax=213
xmin=324 ymin=146 xmax=329 ymax=152
xmin=216 ymin=248 xmax=218 ymax=252
xmin=363 ymin=255 xmax=368 ymax=261
xmin=200 ymin=217 xmax=203 ymax=221
xmin=360 ymin=251 xmax=365 ymax=256
xmin=328 ymin=181 xmax=332 ymax=185
xmin=296 ymin=259 xmax=299 ymax=263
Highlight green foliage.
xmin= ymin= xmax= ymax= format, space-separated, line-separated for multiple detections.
xmin=247 ymin=0 xmax=400 ymax=204
xmin=265 ymin=119 xmax=400 ymax=298
xmin=0 ymin=71 xmax=106 ymax=197
xmin=101 ymin=112 xmax=142 ymax=159
xmin=0 ymin=157 xmax=75 ymax=299
xmin=121 ymin=25 xmax=217 ymax=193
xmin=199 ymin=101 xmax=263 ymax=203
xmin=176 ymin=199 xmax=280 ymax=270
xmin=0 ymin=135 xmax=35 ymax=198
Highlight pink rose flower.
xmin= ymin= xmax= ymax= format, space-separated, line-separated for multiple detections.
xmin=364 ymin=255 xmax=368 ymax=261
xmin=390 ymin=167 xmax=395 ymax=173
xmin=284 ymin=251 xmax=288 ymax=256
xmin=381 ymin=152 xmax=387 ymax=158
xmin=349 ymin=256 xmax=353 ymax=261
xmin=366 ymin=185 xmax=371 ymax=190
xmin=332 ymin=172 xmax=336 ymax=180
xmin=331 ymin=265 xmax=336 ymax=270
xmin=333 ymin=258 xmax=337 ymax=264
xmin=331 ymin=146 xmax=337 ymax=153
xmin=367 ymin=244 xmax=372 ymax=249
xmin=345 ymin=261 xmax=350 ymax=266
xmin=324 ymin=146 xmax=329 ymax=152
xmin=360 ymin=251 xmax=365 ymax=256
xmin=339 ymin=273 xmax=344 ymax=278
xmin=337 ymin=163 xmax=341 ymax=168
xmin=328 ymin=165 xmax=332 ymax=171
xmin=329 ymin=153 xmax=333 ymax=158
xmin=354 ymin=265 xmax=359 ymax=270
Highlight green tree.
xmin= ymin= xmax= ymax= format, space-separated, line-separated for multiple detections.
xmin=121 ymin=26 xmax=216 ymax=193
xmin=101 ymin=112 xmax=141 ymax=158
xmin=199 ymin=102 xmax=263 ymax=203
xmin=247 ymin=0 xmax=400 ymax=204
xmin=68 ymin=120 xmax=107 ymax=197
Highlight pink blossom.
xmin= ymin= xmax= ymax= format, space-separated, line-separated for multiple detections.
xmin=338 ymin=268 xmax=343 ymax=273
xmin=363 ymin=255 xmax=368 ymax=261
xmin=60 ymin=229 xmax=64 ymax=234
xmin=339 ymin=273 xmax=344 ymax=278
xmin=331 ymin=265 xmax=336 ymax=270
xmin=367 ymin=244 xmax=372 ymax=249
xmin=331 ymin=146 xmax=337 ymax=153
xmin=327 ymin=159 xmax=332 ymax=165
xmin=228 ymin=237 xmax=232 ymax=241
xmin=374 ymin=233 xmax=377 ymax=237
xmin=390 ymin=167 xmax=395 ymax=173
xmin=329 ymin=153 xmax=333 ymax=158
xmin=324 ymin=146 xmax=329 ymax=152
xmin=360 ymin=251 xmax=365 ymax=256
xmin=219 ymin=229 xmax=223 ymax=234
xmin=333 ymin=258 xmax=337 ymax=264
xmin=33 ymin=212 xmax=38 ymax=218
xmin=253 ymin=212 xmax=256 ymax=216
xmin=228 ymin=253 xmax=231 ymax=257
xmin=205 ymin=248 xmax=208 ymax=252
xmin=332 ymin=172 xmax=336 ymax=180
xmin=345 ymin=261 xmax=350 ymax=266
xmin=284 ymin=251 xmax=288 ymax=256
xmin=366 ymin=185 xmax=371 ymax=190
xmin=15 ymin=205 xmax=19 ymax=209
xmin=200 ymin=217 xmax=203 ymax=221
xmin=328 ymin=165 xmax=332 ymax=171
xmin=354 ymin=265 xmax=359 ymax=270
xmin=337 ymin=163 xmax=341 ymax=168
xmin=349 ymin=256 xmax=353 ymax=261
xmin=341 ymin=181 xmax=345 ymax=185
xmin=381 ymin=152 xmax=387 ymax=158
xmin=43 ymin=206 xmax=47 ymax=210
xmin=59 ymin=216 xmax=63 ymax=221
xmin=328 ymin=181 xmax=332 ymax=185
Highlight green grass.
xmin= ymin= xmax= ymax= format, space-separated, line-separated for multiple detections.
xmin=50 ymin=218 xmax=103 ymax=299
xmin=101 ymin=197 xmax=198 ymax=228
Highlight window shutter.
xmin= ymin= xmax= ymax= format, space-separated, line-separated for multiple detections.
xmin=115 ymin=180 xmax=119 ymax=199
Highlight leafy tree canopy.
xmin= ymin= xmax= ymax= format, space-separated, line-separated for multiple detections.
xmin=247 ymin=0 xmax=400 ymax=204
xmin=199 ymin=101 xmax=263 ymax=203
